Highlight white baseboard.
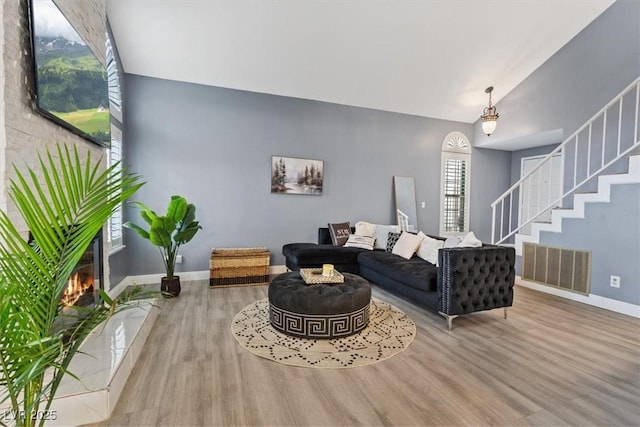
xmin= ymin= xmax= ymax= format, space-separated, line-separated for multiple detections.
xmin=108 ymin=265 xmax=288 ymax=297
xmin=517 ymin=276 xmax=640 ymax=318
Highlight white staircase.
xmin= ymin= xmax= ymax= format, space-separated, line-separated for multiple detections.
xmin=491 ymin=77 xmax=640 ymax=249
xmin=514 ymin=154 xmax=640 ymax=255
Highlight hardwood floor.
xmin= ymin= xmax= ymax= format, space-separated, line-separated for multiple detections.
xmin=86 ymin=280 xmax=640 ymax=426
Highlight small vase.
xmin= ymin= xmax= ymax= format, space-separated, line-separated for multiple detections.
xmin=161 ymin=276 xmax=181 ymax=297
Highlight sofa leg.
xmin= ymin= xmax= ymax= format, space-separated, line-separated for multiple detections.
xmin=438 ymin=312 xmax=458 ymax=331
xmin=504 ymin=308 xmax=508 ymax=319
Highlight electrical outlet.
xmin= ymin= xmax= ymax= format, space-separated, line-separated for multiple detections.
xmin=421 ymin=201 xmax=426 ymax=208
xmin=610 ymin=275 xmax=620 ymax=288
xmin=176 ymin=255 xmax=183 ymax=264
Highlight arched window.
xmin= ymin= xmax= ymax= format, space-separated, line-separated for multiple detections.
xmin=440 ymin=132 xmax=471 ymax=236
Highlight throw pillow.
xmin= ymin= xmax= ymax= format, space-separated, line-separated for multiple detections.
xmin=354 ymin=221 xmax=376 ymax=237
xmin=375 ymin=225 xmax=401 ymax=250
xmin=392 ymin=231 xmax=425 ymax=260
xmin=328 ymin=222 xmax=351 ymax=246
xmin=416 ymin=232 xmax=444 ymax=265
xmin=458 ymin=231 xmax=482 ymax=248
xmin=386 ymin=232 xmax=401 ymax=252
xmin=443 ymin=236 xmax=460 ymax=248
xmin=344 ymin=234 xmax=375 ymax=250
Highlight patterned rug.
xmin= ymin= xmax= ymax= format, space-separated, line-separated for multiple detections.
xmin=231 ymin=297 xmax=416 ymax=368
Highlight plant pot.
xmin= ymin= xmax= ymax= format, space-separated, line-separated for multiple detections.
xmin=161 ymin=276 xmax=181 ymax=297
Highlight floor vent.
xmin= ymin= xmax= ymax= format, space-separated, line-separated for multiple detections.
xmin=522 ymin=243 xmax=591 ymax=295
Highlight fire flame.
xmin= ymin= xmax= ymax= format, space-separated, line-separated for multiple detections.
xmin=61 ymin=272 xmax=94 ymax=306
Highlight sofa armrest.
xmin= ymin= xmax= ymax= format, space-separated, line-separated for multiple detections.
xmin=437 ymin=245 xmax=515 ymax=316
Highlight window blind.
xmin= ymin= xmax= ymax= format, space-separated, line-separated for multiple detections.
xmin=106 ymin=34 xmax=124 ymax=250
xmin=443 ymin=159 xmax=467 ymax=233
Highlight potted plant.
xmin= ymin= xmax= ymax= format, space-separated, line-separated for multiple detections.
xmin=124 ymin=195 xmax=202 ymax=297
xmin=0 ymin=144 xmax=145 ymax=427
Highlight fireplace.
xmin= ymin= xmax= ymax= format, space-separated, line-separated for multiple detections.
xmin=66 ymin=231 xmax=103 ymax=307
xmin=30 ymin=230 xmax=104 ymax=307
xmin=64 ymin=231 xmax=103 ymax=307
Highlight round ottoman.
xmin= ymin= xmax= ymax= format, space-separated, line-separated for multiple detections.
xmin=268 ymin=272 xmax=371 ymax=338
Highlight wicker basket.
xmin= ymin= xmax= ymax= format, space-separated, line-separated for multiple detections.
xmin=209 ymin=247 xmax=270 ymax=287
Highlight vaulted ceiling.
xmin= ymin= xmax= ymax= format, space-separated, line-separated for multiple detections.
xmin=107 ymin=0 xmax=613 ymax=126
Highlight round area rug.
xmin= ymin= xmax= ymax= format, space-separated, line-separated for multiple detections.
xmin=231 ymin=297 xmax=416 ymax=368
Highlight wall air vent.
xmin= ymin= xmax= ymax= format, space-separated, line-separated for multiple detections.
xmin=522 ymin=243 xmax=591 ymax=295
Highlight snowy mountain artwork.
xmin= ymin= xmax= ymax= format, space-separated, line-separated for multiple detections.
xmin=271 ymin=156 xmax=324 ymax=195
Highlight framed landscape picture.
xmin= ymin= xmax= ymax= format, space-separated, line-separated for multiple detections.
xmin=271 ymin=156 xmax=324 ymax=195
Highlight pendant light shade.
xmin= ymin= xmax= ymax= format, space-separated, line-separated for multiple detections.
xmin=480 ymin=86 xmax=499 ymax=136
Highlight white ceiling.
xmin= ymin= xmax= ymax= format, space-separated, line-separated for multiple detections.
xmin=106 ymin=0 xmax=613 ymax=126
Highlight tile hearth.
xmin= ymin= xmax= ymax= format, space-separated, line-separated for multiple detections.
xmin=45 ymin=300 xmax=158 ymax=426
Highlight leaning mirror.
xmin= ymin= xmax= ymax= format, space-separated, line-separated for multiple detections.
xmin=393 ymin=176 xmax=418 ymax=232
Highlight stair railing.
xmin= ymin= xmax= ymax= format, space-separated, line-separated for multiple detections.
xmin=396 ymin=209 xmax=409 ymax=232
xmin=491 ymin=77 xmax=640 ymax=244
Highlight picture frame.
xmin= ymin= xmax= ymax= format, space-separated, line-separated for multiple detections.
xmin=271 ymin=156 xmax=324 ymax=195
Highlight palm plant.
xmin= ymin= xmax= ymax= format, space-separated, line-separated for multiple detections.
xmin=0 ymin=144 xmax=144 ymax=427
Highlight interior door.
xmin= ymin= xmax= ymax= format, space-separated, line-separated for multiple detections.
xmin=519 ymin=154 xmax=563 ymax=235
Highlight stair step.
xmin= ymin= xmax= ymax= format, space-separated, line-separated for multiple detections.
xmin=517 ymin=160 xmax=640 ymax=253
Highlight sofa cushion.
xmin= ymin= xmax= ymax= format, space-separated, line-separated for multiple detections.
xmin=416 ymin=232 xmax=444 ymax=265
xmin=392 ymin=231 xmax=424 ymax=259
xmin=386 ymin=232 xmax=401 ymax=252
xmin=358 ymin=251 xmax=438 ymax=292
xmin=355 ymin=221 xmax=376 ymax=237
xmin=318 ymin=227 xmax=356 ymax=244
xmin=328 ymin=222 xmax=351 ymax=245
xmin=283 ymin=243 xmax=365 ymax=267
xmin=374 ymin=225 xmax=400 ymax=250
xmin=344 ymin=234 xmax=375 ymax=250
xmin=444 ymin=236 xmax=460 ymax=248
xmin=458 ymin=231 xmax=482 ymax=247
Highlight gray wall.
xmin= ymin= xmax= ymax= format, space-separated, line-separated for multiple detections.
xmin=117 ymin=75 xmax=508 ymax=275
xmin=478 ymin=0 xmax=640 ymax=305
xmin=538 ymin=183 xmax=640 ymax=305
xmin=474 ymin=0 xmax=640 ymax=147
xmin=470 ymin=147 xmax=512 ymax=241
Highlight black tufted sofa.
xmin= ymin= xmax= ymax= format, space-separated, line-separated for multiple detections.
xmin=283 ymin=227 xmax=516 ymax=330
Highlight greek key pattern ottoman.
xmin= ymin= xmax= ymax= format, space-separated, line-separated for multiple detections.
xmin=269 ymin=303 xmax=370 ymax=339
xmin=268 ymin=271 xmax=371 ymax=339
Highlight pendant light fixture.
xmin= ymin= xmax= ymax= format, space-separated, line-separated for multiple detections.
xmin=481 ymin=86 xmax=499 ymax=136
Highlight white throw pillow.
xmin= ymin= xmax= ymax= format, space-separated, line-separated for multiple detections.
xmin=458 ymin=231 xmax=482 ymax=248
xmin=443 ymin=236 xmax=460 ymax=248
xmin=416 ymin=232 xmax=444 ymax=265
xmin=343 ymin=234 xmax=375 ymax=250
xmin=354 ymin=221 xmax=377 ymax=238
xmin=392 ymin=231 xmax=425 ymax=259
xmin=374 ymin=225 xmax=401 ymax=250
